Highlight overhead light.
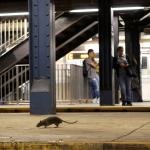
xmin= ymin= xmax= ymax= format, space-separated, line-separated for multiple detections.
xmin=0 ymin=12 xmax=29 ymax=17
xmin=69 ymin=9 xmax=98 ymax=13
xmin=69 ymin=7 xmax=145 ymax=13
xmin=112 ymin=7 xmax=144 ymax=11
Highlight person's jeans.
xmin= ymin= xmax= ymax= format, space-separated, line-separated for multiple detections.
xmin=89 ymin=78 xmax=99 ymax=99
xmin=118 ymin=74 xmax=132 ymax=102
xmin=95 ymin=74 xmax=100 ymax=90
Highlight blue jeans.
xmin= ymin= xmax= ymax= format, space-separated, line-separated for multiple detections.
xmin=118 ymin=74 xmax=132 ymax=102
xmin=89 ymin=77 xmax=99 ymax=99
xmin=95 ymin=74 xmax=99 ymax=89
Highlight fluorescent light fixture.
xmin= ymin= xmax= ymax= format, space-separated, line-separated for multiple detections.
xmin=69 ymin=7 xmax=144 ymax=13
xmin=112 ymin=7 xmax=144 ymax=11
xmin=69 ymin=9 xmax=98 ymax=13
xmin=0 ymin=12 xmax=29 ymax=17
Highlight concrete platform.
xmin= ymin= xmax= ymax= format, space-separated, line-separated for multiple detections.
xmin=0 ymin=112 xmax=150 ymax=149
xmin=1 ymin=102 xmax=150 ymax=113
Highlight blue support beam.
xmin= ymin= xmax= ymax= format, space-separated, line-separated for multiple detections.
xmin=98 ymin=0 xmax=115 ymax=105
xmin=113 ymin=16 xmax=120 ymax=104
xmin=125 ymin=23 xmax=143 ymax=102
xmin=29 ymin=0 xmax=56 ymax=114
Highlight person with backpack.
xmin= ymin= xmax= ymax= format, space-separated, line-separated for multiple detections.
xmin=113 ymin=46 xmax=132 ymax=106
xmin=83 ymin=49 xmax=100 ymax=103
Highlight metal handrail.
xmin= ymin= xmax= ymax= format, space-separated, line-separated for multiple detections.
xmin=0 ymin=33 xmax=28 ymax=49
xmin=0 ymin=64 xmax=29 ymax=103
xmin=0 ymin=33 xmax=29 ymax=57
xmin=0 ymin=64 xmax=90 ymax=104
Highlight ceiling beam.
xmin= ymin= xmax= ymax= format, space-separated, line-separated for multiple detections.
xmin=0 ymin=0 xmax=150 ymax=12
xmin=140 ymin=12 xmax=150 ymax=21
xmin=0 ymin=1 xmax=27 ymax=13
xmin=139 ymin=17 xmax=150 ymax=27
xmin=111 ymin=0 xmax=150 ymax=7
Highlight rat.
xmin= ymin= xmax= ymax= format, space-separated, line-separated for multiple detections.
xmin=36 ymin=116 xmax=78 ymax=128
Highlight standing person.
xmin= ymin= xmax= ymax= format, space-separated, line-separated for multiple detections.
xmin=84 ymin=49 xmax=100 ymax=103
xmin=113 ymin=46 xmax=132 ymax=106
xmin=93 ymin=58 xmax=100 ymax=89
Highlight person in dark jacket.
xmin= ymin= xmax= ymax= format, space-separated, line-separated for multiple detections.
xmin=113 ymin=46 xmax=132 ymax=106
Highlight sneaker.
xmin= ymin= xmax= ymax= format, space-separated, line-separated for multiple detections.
xmin=96 ymin=98 xmax=100 ymax=104
xmin=122 ymin=101 xmax=126 ymax=106
xmin=92 ymin=98 xmax=97 ymax=104
xmin=127 ymin=102 xmax=132 ymax=106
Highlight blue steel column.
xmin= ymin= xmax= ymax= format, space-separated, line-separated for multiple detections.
xmin=29 ymin=0 xmax=56 ymax=114
xmin=113 ymin=16 xmax=120 ymax=104
xmin=125 ymin=23 xmax=143 ymax=102
xmin=98 ymin=0 xmax=115 ymax=105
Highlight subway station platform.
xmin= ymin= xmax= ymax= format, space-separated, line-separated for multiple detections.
xmin=1 ymin=102 xmax=150 ymax=113
xmin=0 ymin=112 xmax=150 ymax=149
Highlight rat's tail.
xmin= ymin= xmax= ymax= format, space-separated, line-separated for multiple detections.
xmin=62 ymin=120 xmax=78 ymax=124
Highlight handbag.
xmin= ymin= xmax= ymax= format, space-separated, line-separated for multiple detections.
xmin=126 ymin=66 xmax=137 ymax=77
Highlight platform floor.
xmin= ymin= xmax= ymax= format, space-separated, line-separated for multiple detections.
xmin=0 ymin=112 xmax=150 ymax=149
xmin=1 ymin=102 xmax=150 ymax=113
xmin=1 ymin=103 xmax=150 ymax=149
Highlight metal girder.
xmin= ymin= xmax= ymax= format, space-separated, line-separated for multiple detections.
xmin=0 ymin=13 xmax=97 ymax=74
xmin=125 ymin=24 xmax=143 ymax=102
xmin=55 ymin=13 xmax=87 ymax=35
xmin=111 ymin=0 xmax=150 ymax=7
xmin=0 ymin=39 xmax=28 ymax=74
xmin=29 ymin=0 xmax=56 ymax=115
xmin=56 ymin=21 xmax=98 ymax=59
xmin=98 ymin=0 xmax=115 ymax=105
xmin=0 ymin=0 xmax=28 ymax=13
xmin=139 ymin=17 xmax=150 ymax=27
xmin=0 ymin=0 xmax=150 ymax=12
xmin=56 ymin=14 xmax=97 ymax=47
xmin=113 ymin=16 xmax=120 ymax=104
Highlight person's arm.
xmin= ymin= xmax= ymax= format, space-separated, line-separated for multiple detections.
xmin=120 ymin=63 xmax=129 ymax=68
xmin=119 ymin=56 xmax=129 ymax=68
xmin=86 ymin=58 xmax=97 ymax=68
xmin=90 ymin=62 xmax=97 ymax=68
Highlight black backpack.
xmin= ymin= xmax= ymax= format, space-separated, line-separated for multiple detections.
xmin=83 ymin=59 xmax=88 ymax=77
